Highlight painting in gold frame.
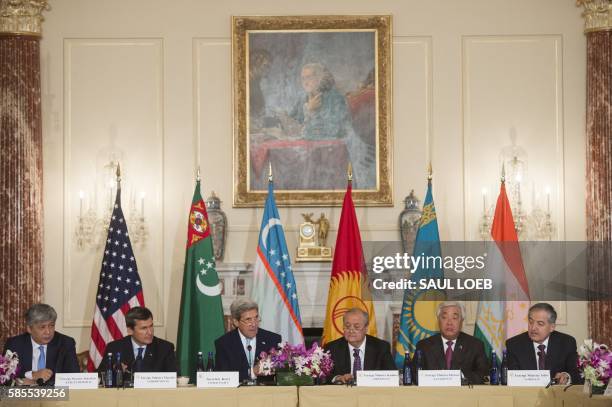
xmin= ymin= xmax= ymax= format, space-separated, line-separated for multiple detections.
xmin=232 ymin=15 xmax=392 ymax=207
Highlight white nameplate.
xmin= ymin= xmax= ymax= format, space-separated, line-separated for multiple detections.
xmin=134 ymin=372 xmax=177 ymax=388
xmin=196 ymin=371 xmax=240 ymax=388
xmin=507 ymin=370 xmax=551 ymax=387
xmin=418 ymin=370 xmax=461 ymax=387
xmin=54 ymin=373 xmax=98 ymax=389
xmin=356 ymin=370 xmax=399 ymax=387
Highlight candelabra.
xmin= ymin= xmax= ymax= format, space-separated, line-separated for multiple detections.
xmin=74 ymin=181 xmax=149 ymax=250
xmin=127 ymin=193 xmax=148 ymax=246
xmin=478 ymin=157 xmax=555 ymax=241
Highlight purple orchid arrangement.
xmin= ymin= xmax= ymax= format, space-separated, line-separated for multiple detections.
xmin=578 ymin=339 xmax=612 ymax=387
xmin=0 ymin=350 xmax=19 ymax=385
xmin=258 ymin=342 xmax=334 ymax=379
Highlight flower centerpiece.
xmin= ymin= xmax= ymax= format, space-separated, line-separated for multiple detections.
xmin=258 ymin=342 xmax=334 ymax=386
xmin=578 ymin=339 xmax=612 ymax=394
xmin=0 ymin=350 xmax=20 ymax=386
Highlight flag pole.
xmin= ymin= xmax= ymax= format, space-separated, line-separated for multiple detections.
xmin=268 ymin=162 xmax=273 ymax=183
xmin=427 ymin=162 xmax=433 ymax=182
xmin=347 ymin=162 xmax=353 ymax=183
xmin=116 ymin=163 xmax=121 ymax=189
xmin=196 ymin=166 xmax=201 ymax=182
xmin=501 ymin=163 xmax=506 ymax=183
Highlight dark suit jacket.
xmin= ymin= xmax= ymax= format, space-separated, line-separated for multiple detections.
xmin=324 ymin=335 xmax=396 ymax=381
xmin=214 ymin=328 xmax=281 ymax=382
xmin=415 ymin=332 xmax=489 ymax=384
xmin=3 ymin=332 xmax=79 ymax=382
xmin=506 ymin=330 xmax=581 ymax=384
xmin=98 ymin=336 xmax=176 ymax=373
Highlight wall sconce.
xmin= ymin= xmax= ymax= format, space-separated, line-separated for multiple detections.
xmin=127 ymin=191 xmax=148 ymax=246
xmin=74 ymin=161 xmax=149 ymax=250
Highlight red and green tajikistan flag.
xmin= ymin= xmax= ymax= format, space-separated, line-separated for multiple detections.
xmin=176 ymin=180 xmax=225 ymax=382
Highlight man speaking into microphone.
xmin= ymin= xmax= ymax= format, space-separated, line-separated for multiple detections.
xmin=3 ymin=303 xmax=79 ymax=385
xmin=214 ymin=299 xmax=281 ymax=383
xmin=98 ymin=306 xmax=176 ymax=373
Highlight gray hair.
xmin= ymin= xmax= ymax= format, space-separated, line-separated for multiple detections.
xmin=343 ymin=308 xmax=369 ymax=327
xmin=436 ymin=301 xmax=465 ymax=320
xmin=25 ymin=303 xmax=57 ymax=326
xmin=529 ymin=302 xmax=557 ymax=324
xmin=230 ymin=298 xmax=259 ymax=321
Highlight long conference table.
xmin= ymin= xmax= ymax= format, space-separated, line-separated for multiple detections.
xmin=1 ymin=385 xmax=610 ymax=407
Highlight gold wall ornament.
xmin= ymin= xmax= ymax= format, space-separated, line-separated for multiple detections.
xmin=577 ymin=0 xmax=612 ymax=32
xmin=0 ymin=0 xmax=50 ymax=36
xmin=296 ymin=212 xmax=333 ymax=262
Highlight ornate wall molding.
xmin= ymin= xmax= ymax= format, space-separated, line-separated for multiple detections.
xmin=0 ymin=0 xmax=49 ymax=36
xmin=577 ymin=0 xmax=612 ymax=33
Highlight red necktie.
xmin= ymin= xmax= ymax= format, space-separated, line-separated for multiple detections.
xmin=445 ymin=341 xmax=453 ymax=369
xmin=537 ymin=344 xmax=546 ymax=370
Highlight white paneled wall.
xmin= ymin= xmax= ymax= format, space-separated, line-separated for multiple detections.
xmin=40 ymin=0 xmax=587 ymax=351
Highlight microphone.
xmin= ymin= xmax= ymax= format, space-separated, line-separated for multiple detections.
xmin=247 ymin=345 xmax=253 ymax=378
xmin=460 ymin=370 xmax=473 ymax=388
xmin=545 ymin=377 xmax=558 ymax=388
xmin=36 ymin=378 xmax=45 ymax=386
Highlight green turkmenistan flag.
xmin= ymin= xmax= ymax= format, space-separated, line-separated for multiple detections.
xmin=176 ymin=180 xmax=225 ymax=382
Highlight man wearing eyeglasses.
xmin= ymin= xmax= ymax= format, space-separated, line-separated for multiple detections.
xmin=324 ymin=308 xmax=395 ymax=384
xmin=214 ymin=298 xmax=281 ymax=382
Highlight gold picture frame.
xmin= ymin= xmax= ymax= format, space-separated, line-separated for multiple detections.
xmin=232 ymin=15 xmax=392 ymax=207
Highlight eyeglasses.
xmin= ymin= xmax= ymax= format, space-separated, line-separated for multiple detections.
xmin=343 ymin=324 xmax=366 ymax=332
xmin=239 ymin=316 xmax=261 ymax=325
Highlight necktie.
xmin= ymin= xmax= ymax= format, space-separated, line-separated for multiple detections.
xmin=38 ymin=346 xmax=46 ymax=370
xmin=134 ymin=347 xmax=144 ymax=372
xmin=445 ymin=341 xmax=453 ymax=369
xmin=537 ymin=344 xmax=546 ymax=370
xmin=246 ymin=339 xmax=254 ymax=379
xmin=352 ymin=348 xmax=362 ymax=378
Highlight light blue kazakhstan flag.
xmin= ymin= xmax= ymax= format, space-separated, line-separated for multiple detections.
xmin=395 ymin=177 xmax=446 ymax=367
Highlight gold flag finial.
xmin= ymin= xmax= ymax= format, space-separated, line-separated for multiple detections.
xmin=347 ymin=162 xmax=353 ymax=182
xmin=116 ymin=163 xmax=121 ymax=187
xmin=268 ymin=162 xmax=273 ymax=182
xmin=501 ymin=163 xmax=506 ymax=183
xmin=196 ymin=167 xmax=201 ymax=182
xmin=427 ymin=162 xmax=433 ymax=181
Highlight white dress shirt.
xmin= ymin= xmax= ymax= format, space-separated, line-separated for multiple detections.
xmin=131 ymin=338 xmax=147 ymax=359
xmin=348 ymin=336 xmax=367 ymax=373
xmin=441 ymin=336 xmax=457 ymax=353
xmin=25 ymin=338 xmax=48 ymax=379
xmin=238 ymin=330 xmax=256 ymax=378
xmin=532 ymin=336 xmax=550 ymax=369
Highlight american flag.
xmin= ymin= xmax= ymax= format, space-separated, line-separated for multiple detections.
xmin=251 ymin=180 xmax=303 ymax=344
xmin=87 ymin=188 xmax=144 ymax=371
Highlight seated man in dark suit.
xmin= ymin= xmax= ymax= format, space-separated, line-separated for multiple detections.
xmin=98 ymin=306 xmax=176 ymax=373
xmin=3 ymin=303 xmax=79 ymax=385
xmin=324 ymin=308 xmax=395 ymax=384
xmin=416 ymin=301 xmax=488 ymax=384
xmin=506 ymin=302 xmax=581 ymax=384
xmin=214 ymin=298 xmax=281 ymax=383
